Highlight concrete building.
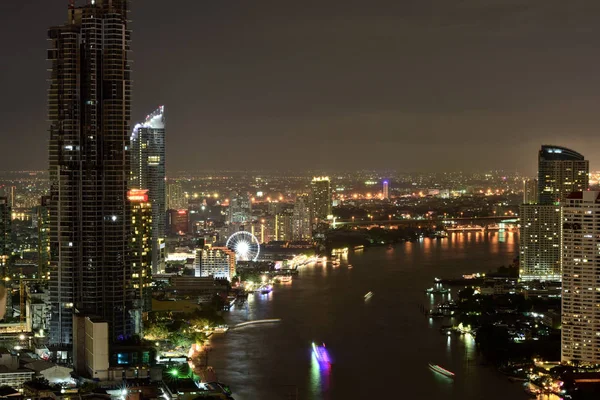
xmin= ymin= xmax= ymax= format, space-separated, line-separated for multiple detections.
xmin=0 ymin=198 xmax=10 ymax=278
xmin=131 ymin=106 xmax=166 ymax=274
xmin=383 ymin=180 xmax=389 ymax=200
xmin=519 ymin=204 xmax=562 ymax=281
xmin=228 ymin=191 xmax=252 ymax=224
xmin=292 ymin=195 xmax=311 ymax=240
xmin=310 ymin=177 xmax=332 ymax=223
xmin=195 ymin=246 xmax=236 ymax=281
xmin=48 ymin=0 xmax=134 ymax=345
xmin=562 ymin=191 xmax=600 ymax=364
xmin=130 ymin=190 xmax=153 ymax=329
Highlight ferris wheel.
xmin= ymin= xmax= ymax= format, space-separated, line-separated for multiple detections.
xmin=226 ymin=231 xmax=260 ymax=262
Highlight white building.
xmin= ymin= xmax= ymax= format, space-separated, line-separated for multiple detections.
xmin=562 ymin=191 xmax=600 ymax=364
xmin=195 ymin=246 xmax=236 ymax=281
xmin=519 ymin=204 xmax=562 ymax=281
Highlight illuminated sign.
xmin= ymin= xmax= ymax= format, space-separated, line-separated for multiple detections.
xmin=128 ymin=189 xmax=149 ymax=202
xmin=177 ymin=209 xmax=188 ymax=215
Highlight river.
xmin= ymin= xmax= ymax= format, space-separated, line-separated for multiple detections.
xmin=209 ymin=231 xmax=534 ymax=399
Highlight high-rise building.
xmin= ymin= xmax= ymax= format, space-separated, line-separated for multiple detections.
xmin=195 ymin=246 xmax=236 ymax=281
xmin=34 ymin=196 xmax=51 ymax=279
xmin=131 ymin=106 xmax=166 ymax=274
xmin=520 ymin=145 xmax=589 ymax=282
xmin=519 ymin=204 xmax=562 ymax=281
xmin=47 ymin=0 xmax=134 ymax=345
xmin=228 ymin=191 xmax=252 ymax=224
xmin=292 ymin=195 xmax=312 ymax=240
xmin=538 ymin=145 xmax=589 ymax=205
xmin=310 ymin=177 xmax=332 ymax=223
xmin=167 ymin=182 xmax=186 ymax=210
xmin=382 ymin=180 xmax=389 ymax=200
xmin=561 ymin=191 xmax=600 ymax=364
xmin=523 ymin=179 xmax=537 ymax=205
xmin=167 ymin=209 xmax=189 ymax=235
xmin=275 ymin=210 xmax=293 ymax=241
xmin=0 ymin=198 xmax=10 ymax=277
xmin=129 ymin=190 xmax=152 ymax=325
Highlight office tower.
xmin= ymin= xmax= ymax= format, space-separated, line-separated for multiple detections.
xmin=131 ymin=106 xmax=166 ymax=274
xmin=195 ymin=246 xmax=236 ymax=281
xmin=0 ymin=198 xmax=10 ymax=277
xmin=47 ymin=0 xmax=133 ymax=345
xmin=167 ymin=182 xmax=186 ymax=210
xmin=538 ymin=145 xmax=589 ymax=205
xmin=0 ymin=187 xmax=15 ymax=208
xmin=310 ymin=177 xmax=332 ymax=223
xmin=228 ymin=191 xmax=252 ymax=224
xmin=561 ymin=191 xmax=600 ymax=364
xmin=519 ymin=145 xmax=588 ymax=282
xmin=382 ymin=180 xmax=389 ymax=200
xmin=523 ymin=179 xmax=537 ymax=205
xmin=129 ymin=190 xmax=152 ymax=333
xmin=519 ymin=204 xmax=562 ymax=281
xmin=293 ymin=195 xmax=312 ymax=240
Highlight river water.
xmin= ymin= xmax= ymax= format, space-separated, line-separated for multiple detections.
xmin=209 ymin=231 xmax=532 ymax=399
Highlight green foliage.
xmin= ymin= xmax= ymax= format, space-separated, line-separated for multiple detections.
xmin=144 ymin=322 xmax=169 ymax=341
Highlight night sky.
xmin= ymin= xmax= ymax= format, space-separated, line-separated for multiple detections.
xmin=2 ymin=0 xmax=600 ymax=173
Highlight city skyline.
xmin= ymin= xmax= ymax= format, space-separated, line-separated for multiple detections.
xmin=3 ymin=1 xmax=600 ymax=172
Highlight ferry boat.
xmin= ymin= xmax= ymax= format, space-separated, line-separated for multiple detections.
xmin=260 ymin=285 xmax=273 ymax=294
xmin=428 ymin=363 xmax=455 ymax=378
xmin=364 ymin=291 xmax=374 ymax=300
xmin=312 ymin=342 xmax=332 ymax=365
xmin=426 ymin=287 xmax=450 ymax=294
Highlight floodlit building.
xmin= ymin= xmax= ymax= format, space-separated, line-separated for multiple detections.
xmin=47 ymin=0 xmax=134 ymax=345
xmin=195 ymin=246 xmax=236 ymax=281
xmin=310 ymin=177 xmax=332 ymax=223
xmin=383 ymin=180 xmax=389 ymax=200
xmin=561 ymin=191 xmax=600 ymax=364
xmin=131 ymin=106 xmax=166 ymax=274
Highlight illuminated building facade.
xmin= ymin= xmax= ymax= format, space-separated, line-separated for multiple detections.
xmin=131 ymin=106 xmax=166 ymax=274
xmin=129 ymin=190 xmax=152 ymax=325
xmin=34 ymin=196 xmax=51 ymax=279
xmin=167 ymin=182 xmax=186 ymax=210
xmin=275 ymin=210 xmax=293 ymax=241
xmin=310 ymin=177 xmax=332 ymax=223
xmin=47 ymin=0 xmax=134 ymax=345
xmin=383 ymin=180 xmax=389 ymax=200
xmin=195 ymin=246 xmax=236 ymax=281
xmin=538 ymin=145 xmax=588 ymax=205
xmin=561 ymin=191 xmax=600 ymax=364
xmin=293 ymin=195 xmax=312 ymax=240
xmin=519 ymin=204 xmax=562 ymax=281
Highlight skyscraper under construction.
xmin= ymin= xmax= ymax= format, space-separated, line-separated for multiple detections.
xmin=47 ymin=0 xmax=134 ymax=346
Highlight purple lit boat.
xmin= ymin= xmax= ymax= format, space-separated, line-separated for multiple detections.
xmin=312 ymin=342 xmax=332 ymax=365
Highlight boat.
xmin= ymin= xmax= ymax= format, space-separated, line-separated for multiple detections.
xmin=426 ymin=287 xmax=450 ymax=294
xmin=428 ymin=363 xmax=455 ymax=378
xmin=364 ymin=291 xmax=373 ymax=300
xmin=347 ymin=264 xmax=353 ymax=268
xmin=312 ymin=342 xmax=331 ymax=365
xmin=260 ymin=285 xmax=273 ymax=294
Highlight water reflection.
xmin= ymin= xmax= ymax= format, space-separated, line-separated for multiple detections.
xmin=309 ymin=352 xmax=331 ymax=398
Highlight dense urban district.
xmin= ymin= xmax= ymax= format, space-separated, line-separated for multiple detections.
xmin=1 ymin=1 xmax=599 ymax=400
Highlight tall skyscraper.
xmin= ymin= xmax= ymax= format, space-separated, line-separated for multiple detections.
xmin=561 ymin=191 xmax=600 ymax=364
xmin=382 ymin=180 xmax=389 ymax=200
xmin=520 ymin=145 xmax=589 ymax=282
xmin=523 ymin=178 xmax=537 ymax=205
xmin=47 ymin=0 xmax=134 ymax=345
xmin=131 ymin=106 xmax=166 ymax=274
xmin=538 ymin=145 xmax=589 ymax=205
xmin=310 ymin=177 xmax=332 ymax=223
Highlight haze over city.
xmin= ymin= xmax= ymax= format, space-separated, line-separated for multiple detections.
xmin=2 ymin=0 xmax=600 ymax=172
